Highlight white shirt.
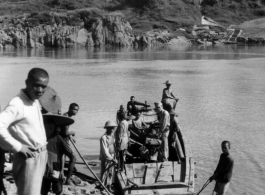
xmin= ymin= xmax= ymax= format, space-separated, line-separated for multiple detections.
xmin=0 ymin=90 xmax=47 ymax=152
xmin=99 ymin=133 xmax=115 ymax=161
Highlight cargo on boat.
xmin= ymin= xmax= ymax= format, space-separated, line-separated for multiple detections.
xmin=116 ymin=109 xmax=195 ymax=195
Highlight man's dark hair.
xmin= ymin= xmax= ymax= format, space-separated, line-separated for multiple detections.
xmin=222 ymin=140 xmax=230 ymax=149
xmin=27 ymin=68 xmax=49 ymax=81
xmin=69 ymin=103 xmax=79 ymax=110
xmin=130 ymin=96 xmax=135 ymax=99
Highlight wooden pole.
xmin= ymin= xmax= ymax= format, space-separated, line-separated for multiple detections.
xmin=196 ymin=179 xmax=211 ymax=195
xmin=69 ymin=138 xmax=111 ymax=195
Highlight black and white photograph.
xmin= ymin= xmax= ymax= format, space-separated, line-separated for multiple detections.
xmin=0 ymin=0 xmax=265 ymax=195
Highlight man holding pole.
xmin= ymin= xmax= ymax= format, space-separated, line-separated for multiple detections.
xmin=60 ymin=103 xmax=79 ymax=185
xmin=210 ymin=141 xmax=234 ymax=195
xmin=0 ymin=68 xmax=49 ymax=195
xmin=100 ymin=120 xmax=118 ymax=192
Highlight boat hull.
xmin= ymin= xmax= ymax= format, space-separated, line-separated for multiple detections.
xmin=117 ymin=127 xmax=195 ymax=195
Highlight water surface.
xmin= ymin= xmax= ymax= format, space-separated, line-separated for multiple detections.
xmin=1 ymin=45 xmax=265 ymax=195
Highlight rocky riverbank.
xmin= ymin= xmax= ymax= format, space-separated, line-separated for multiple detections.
xmin=0 ymin=13 xmax=192 ymax=49
xmin=3 ymin=163 xmax=107 ymax=195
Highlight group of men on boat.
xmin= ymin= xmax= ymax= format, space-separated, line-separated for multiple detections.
xmin=0 ymin=68 xmax=234 ymax=195
xmin=99 ymin=80 xmax=182 ymax=192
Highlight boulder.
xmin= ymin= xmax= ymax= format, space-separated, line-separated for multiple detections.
xmin=76 ymin=28 xmax=88 ymax=46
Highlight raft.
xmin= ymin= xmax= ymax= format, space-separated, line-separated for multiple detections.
xmin=116 ymin=111 xmax=195 ymax=195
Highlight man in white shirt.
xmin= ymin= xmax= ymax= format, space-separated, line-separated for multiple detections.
xmin=100 ymin=120 xmax=117 ymax=192
xmin=154 ymin=102 xmax=170 ymax=161
xmin=0 ymin=68 xmax=49 ymax=195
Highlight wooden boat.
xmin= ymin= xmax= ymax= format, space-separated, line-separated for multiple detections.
xmin=116 ymin=111 xmax=195 ymax=195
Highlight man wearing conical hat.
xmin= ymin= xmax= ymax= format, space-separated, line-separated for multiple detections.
xmin=161 ymin=80 xmax=179 ymax=110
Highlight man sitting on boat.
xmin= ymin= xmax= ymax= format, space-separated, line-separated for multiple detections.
xmin=161 ymin=81 xmax=179 ymax=111
xmin=152 ymin=102 xmax=170 ymax=161
xmin=145 ymin=128 xmax=161 ymax=162
xmin=128 ymin=112 xmax=149 ymax=158
xmin=127 ymin=96 xmax=150 ymax=116
xmin=99 ymin=120 xmax=117 ymax=193
xmin=132 ymin=112 xmax=149 ymax=139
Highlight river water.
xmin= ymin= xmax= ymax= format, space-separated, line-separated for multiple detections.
xmin=1 ymin=44 xmax=265 ymax=195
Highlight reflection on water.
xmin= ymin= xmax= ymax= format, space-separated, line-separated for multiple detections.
xmin=2 ymin=44 xmax=265 ymax=60
xmin=1 ymin=45 xmax=265 ymax=195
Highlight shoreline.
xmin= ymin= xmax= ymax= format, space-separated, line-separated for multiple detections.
xmin=3 ymin=162 xmax=107 ymax=195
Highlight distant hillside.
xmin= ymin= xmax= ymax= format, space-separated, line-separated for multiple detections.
xmin=201 ymin=0 xmax=265 ymax=26
xmin=1 ymin=0 xmax=265 ymax=32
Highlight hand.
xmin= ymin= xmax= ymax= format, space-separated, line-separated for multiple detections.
xmin=19 ymin=145 xmax=37 ymax=158
xmin=71 ymin=132 xmax=76 ymax=136
xmin=60 ymin=171 xmax=65 ymax=181
xmin=112 ymin=159 xmax=118 ymax=164
xmin=71 ymin=138 xmax=76 ymax=143
xmin=175 ymin=98 xmax=179 ymax=102
xmin=209 ymin=176 xmax=215 ymax=182
xmin=60 ymin=170 xmax=64 ymax=178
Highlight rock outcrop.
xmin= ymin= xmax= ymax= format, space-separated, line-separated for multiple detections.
xmin=0 ymin=14 xmax=190 ymax=48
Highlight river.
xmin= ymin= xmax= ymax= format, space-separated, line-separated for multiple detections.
xmin=1 ymin=44 xmax=265 ymax=195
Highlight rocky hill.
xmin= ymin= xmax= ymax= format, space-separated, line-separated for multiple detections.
xmin=1 ymin=0 xmax=265 ymax=48
xmin=1 ymin=0 xmax=265 ymax=31
xmin=201 ymin=0 xmax=265 ymax=26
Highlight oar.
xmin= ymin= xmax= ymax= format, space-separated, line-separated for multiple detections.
xmin=196 ymin=179 xmax=211 ymax=195
xmin=69 ymin=138 xmax=111 ymax=195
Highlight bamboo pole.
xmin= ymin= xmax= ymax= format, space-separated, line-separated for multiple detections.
xmin=69 ymin=138 xmax=111 ymax=195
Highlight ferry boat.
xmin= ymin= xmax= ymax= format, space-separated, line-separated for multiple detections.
xmin=116 ymin=109 xmax=195 ymax=195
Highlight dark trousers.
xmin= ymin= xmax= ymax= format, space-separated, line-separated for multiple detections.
xmin=118 ymin=150 xmax=125 ymax=171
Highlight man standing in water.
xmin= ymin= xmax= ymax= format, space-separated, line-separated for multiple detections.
xmin=154 ymin=102 xmax=170 ymax=161
xmin=210 ymin=141 xmax=234 ymax=195
xmin=161 ymin=81 xmax=179 ymax=110
xmin=0 ymin=68 xmax=49 ymax=195
xmin=100 ymin=120 xmax=117 ymax=192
